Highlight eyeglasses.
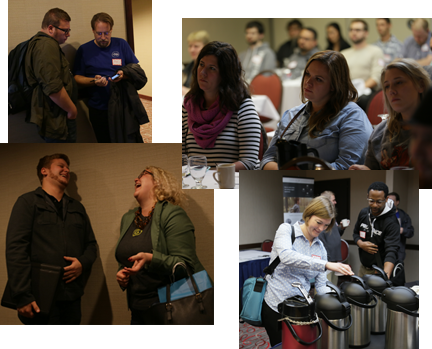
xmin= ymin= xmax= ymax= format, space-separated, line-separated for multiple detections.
xmin=349 ymin=28 xmax=365 ymax=32
xmin=53 ymin=26 xmax=71 ymax=35
xmin=138 ymin=170 xmax=154 ymax=179
xmin=366 ymin=198 xmax=386 ymax=204
xmin=95 ymin=31 xmax=111 ymax=37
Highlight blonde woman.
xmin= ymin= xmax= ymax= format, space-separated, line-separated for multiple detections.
xmin=350 ymin=58 xmax=431 ymax=170
xmin=261 ymin=196 xmax=354 ymax=346
xmin=261 ymin=50 xmax=373 ymax=170
xmin=115 ymin=166 xmax=205 ymax=324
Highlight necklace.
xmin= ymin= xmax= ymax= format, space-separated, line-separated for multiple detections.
xmin=133 ymin=203 xmax=156 ymax=233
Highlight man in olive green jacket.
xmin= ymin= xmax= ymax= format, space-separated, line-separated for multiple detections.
xmin=25 ymin=8 xmax=77 ymax=142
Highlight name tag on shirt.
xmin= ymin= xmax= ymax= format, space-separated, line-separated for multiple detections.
xmin=360 ymin=231 xmax=366 ymax=239
xmin=311 ymin=254 xmax=321 ymax=259
xmin=251 ymin=55 xmax=263 ymax=65
xmin=112 ymin=59 xmax=122 ymax=66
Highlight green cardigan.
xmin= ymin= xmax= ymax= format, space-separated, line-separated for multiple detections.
xmin=115 ymin=200 xmax=205 ymax=281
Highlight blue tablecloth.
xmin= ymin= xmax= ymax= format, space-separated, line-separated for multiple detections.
xmin=239 ymin=257 xmax=270 ymax=289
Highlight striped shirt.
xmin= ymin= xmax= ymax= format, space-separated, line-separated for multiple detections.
xmin=182 ymin=98 xmax=261 ymax=170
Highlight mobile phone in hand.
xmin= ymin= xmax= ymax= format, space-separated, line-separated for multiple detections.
xmin=111 ymin=73 xmax=120 ymax=80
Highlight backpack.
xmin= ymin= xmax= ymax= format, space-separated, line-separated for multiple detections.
xmin=8 ymin=36 xmax=35 ymax=115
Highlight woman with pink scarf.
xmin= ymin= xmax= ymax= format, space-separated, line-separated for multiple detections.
xmin=182 ymin=41 xmax=261 ymax=171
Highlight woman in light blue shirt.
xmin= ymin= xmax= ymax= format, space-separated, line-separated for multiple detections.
xmin=261 ymin=50 xmax=373 ymax=170
xmin=261 ymin=196 xmax=354 ymax=346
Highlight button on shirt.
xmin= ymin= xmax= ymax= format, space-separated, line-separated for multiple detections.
xmin=260 ymin=102 xmax=373 ymax=170
xmin=264 ymin=222 xmax=330 ymax=312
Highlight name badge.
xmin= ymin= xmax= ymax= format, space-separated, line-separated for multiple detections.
xmin=421 ymin=43 xmax=430 ymax=52
xmin=112 ymin=59 xmax=122 ymax=66
xmin=251 ymin=55 xmax=263 ymax=65
xmin=311 ymin=254 xmax=321 ymax=259
xmin=360 ymin=231 xmax=366 ymax=239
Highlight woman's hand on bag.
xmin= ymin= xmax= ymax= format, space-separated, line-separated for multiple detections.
xmin=116 ymin=269 xmax=130 ymax=288
xmin=123 ymin=252 xmax=153 ymax=275
xmin=326 ymin=262 xmax=354 ymax=276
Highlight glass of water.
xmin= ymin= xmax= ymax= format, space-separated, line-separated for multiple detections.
xmin=189 ymin=156 xmax=207 ymax=189
xmin=182 ymin=154 xmax=189 ymax=188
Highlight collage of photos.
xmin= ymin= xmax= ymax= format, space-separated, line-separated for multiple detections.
xmin=2 ymin=3 xmax=427 ymax=349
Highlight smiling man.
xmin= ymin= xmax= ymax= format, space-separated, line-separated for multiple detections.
xmin=352 ymin=182 xmax=400 ymax=279
xmin=5 ymin=154 xmax=97 ymax=325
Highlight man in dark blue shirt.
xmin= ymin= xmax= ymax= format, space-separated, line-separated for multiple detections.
xmin=73 ymin=12 xmax=139 ymax=142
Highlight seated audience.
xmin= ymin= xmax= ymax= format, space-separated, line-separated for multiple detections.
xmin=182 ymin=41 xmax=261 ymax=171
xmin=409 ymin=87 xmax=432 ymax=188
xmin=277 ymin=19 xmax=303 ymax=67
xmin=239 ymin=21 xmax=276 ymax=84
xmin=326 ymin=22 xmax=351 ymax=52
xmin=342 ymin=19 xmax=384 ymax=110
xmin=261 ymin=50 xmax=373 ymax=170
xmin=402 ymin=18 xmax=432 ymax=66
xmin=286 ymin=27 xmax=320 ymax=79
xmin=374 ymin=18 xmax=403 ymax=65
xmin=183 ymin=30 xmax=210 ymax=96
xmin=349 ymin=59 xmax=431 ymax=170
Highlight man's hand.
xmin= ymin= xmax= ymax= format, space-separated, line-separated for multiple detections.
xmin=95 ymin=75 xmax=108 ymax=87
xmin=63 ymin=256 xmax=82 ymax=283
xmin=116 ymin=269 xmax=130 ymax=288
xmin=67 ymin=105 xmax=77 ymax=120
xmin=358 ymin=240 xmax=378 ymax=254
xmin=400 ymin=227 xmax=403 ymax=234
xmin=109 ymin=70 xmax=124 ymax=83
xmin=349 ymin=165 xmax=371 ymax=170
xmin=17 ymin=301 xmax=40 ymax=318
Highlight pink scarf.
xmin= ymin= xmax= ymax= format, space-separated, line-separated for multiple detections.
xmin=184 ymin=95 xmax=233 ymax=149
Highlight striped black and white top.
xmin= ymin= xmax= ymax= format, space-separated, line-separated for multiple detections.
xmin=182 ymin=98 xmax=261 ymax=170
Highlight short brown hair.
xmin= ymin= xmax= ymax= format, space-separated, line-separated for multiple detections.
xmin=351 ymin=19 xmax=368 ymax=32
xmin=37 ymin=154 xmax=70 ymax=184
xmin=41 ymin=8 xmax=71 ymax=29
xmin=91 ymin=12 xmax=114 ymax=30
xmin=302 ymin=196 xmax=336 ymax=232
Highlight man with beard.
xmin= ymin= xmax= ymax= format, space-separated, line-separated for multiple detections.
xmin=239 ymin=21 xmax=276 ymax=84
xmin=341 ymin=19 xmax=385 ymax=110
xmin=5 ymin=154 xmax=97 ymax=324
xmin=285 ymin=27 xmax=319 ymax=79
xmin=73 ymin=13 xmax=140 ymax=142
xmin=352 ymin=182 xmax=399 ymax=279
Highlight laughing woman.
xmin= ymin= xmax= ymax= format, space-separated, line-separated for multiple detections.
xmin=261 ymin=50 xmax=373 ymax=170
xmin=115 ymin=166 xmax=206 ymax=324
xmin=182 ymin=41 xmax=261 ymax=171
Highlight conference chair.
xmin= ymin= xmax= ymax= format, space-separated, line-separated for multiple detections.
xmin=261 ymin=239 xmax=273 ymax=252
xmin=366 ymin=90 xmax=387 ymax=127
xmin=339 ymin=239 xmax=350 ymax=263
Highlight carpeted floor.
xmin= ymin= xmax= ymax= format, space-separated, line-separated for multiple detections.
xmin=140 ymin=98 xmax=152 ymax=143
xmin=239 ymin=322 xmax=271 ymax=349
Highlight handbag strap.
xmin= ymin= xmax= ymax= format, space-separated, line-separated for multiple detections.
xmin=278 ymin=105 xmax=307 ymax=140
xmin=263 ymin=225 xmax=296 ymax=276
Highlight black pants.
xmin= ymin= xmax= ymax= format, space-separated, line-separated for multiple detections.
xmin=130 ymin=307 xmax=165 ymax=325
xmin=88 ymin=106 xmax=111 ymax=143
xmin=18 ymin=298 xmax=82 ymax=325
xmin=261 ymin=300 xmax=282 ymax=346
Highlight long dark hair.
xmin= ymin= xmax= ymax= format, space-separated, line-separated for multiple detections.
xmin=325 ymin=22 xmax=351 ymax=51
xmin=301 ymin=50 xmax=358 ymax=138
xmin=185 ymin=41 xmax=250 ymax=112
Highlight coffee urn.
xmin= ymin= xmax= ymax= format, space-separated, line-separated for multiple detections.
xmin=340 ymin=275 xmax=377 ymax=348
xmin=278 ymin=282 xmax=322 ymax=349
xmin=315 ymin=282 xmax=352 ymax=349
xmin=381 ymin=286 xmax=419 ymax=349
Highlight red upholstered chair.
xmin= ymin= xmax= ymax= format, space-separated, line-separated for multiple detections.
xmin=366 ymin=90 xmax=387 ymax=127
xmin=250 ymin=70 xmax=283 ymax=120
xmin=339 ymin=239 xmax=350 ymax=263
xmin=261 ymin=239 xmax=273 ymax=252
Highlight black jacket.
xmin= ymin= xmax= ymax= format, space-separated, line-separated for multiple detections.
xmin=319 ymin=224 xmax=344 ymax=262
xmin=108 ymin=63 xmax=149 ymax=143
xmin=397 ymin=208 xmax=414 ymax=261
xmin=352 ymin=201 xmax=400 ymax=268
xmin=5 ymin=187 xmax=97 ymax=308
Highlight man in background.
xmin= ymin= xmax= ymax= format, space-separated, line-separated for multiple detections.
xmin=25 ymin=8 xmax=77 ymax=143
xmin=239 ymin=21 xmax=276 ymax=84
xmin=5 ymin=154 xmax=97 ymax=324
xmin=286 ymin=27 xmax=319 ymax=79
xmin=276 ymin=19 xmax=303 ymax=67
xmin=402 ymin=18 xmax=432 ymax=66
xmin=374 ymin=18 xmax=403 ymax=65
xmin=352 ymin=182 xmax=399 ymax=279
xmin=387 ymin=192 xmax=414 ymax=261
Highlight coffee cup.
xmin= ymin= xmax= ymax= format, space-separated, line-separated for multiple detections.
xmin=341 ymin=219 xmax=350 ymax=228
xmin=213 ymin=163 xmax=235 ymax=189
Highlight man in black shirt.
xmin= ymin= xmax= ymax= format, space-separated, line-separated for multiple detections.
xmin=5 ymin=153 xmax=97 ymax=324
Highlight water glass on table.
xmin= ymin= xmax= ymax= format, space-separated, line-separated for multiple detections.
xmin=182 ymin=154 xmax=189 ymax=188
xmin=189 ymin=156 xmax=207 ymax=189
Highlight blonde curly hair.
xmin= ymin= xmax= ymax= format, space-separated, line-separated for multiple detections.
xmin=145 ymin=166 xmax=185 ymax=207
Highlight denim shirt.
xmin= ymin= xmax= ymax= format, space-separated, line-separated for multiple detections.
xmin=264 ymin=222 xmax=330 ymax=312
xmin=260 ymin=102 xmax=373 ymax=170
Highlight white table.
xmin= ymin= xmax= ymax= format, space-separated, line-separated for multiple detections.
xmin=280 ymin=76 xmax=303 ymax=114
xmin=183 ymin=169 xmax=239 ymax=189
xmin=252 ymin=94 xmax=281 ymax=131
